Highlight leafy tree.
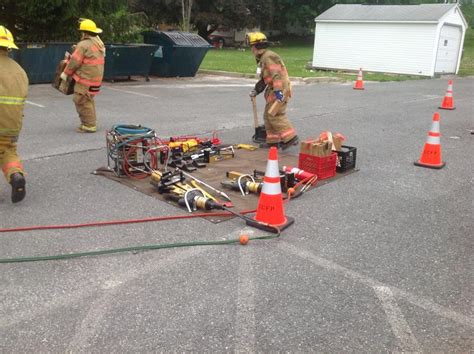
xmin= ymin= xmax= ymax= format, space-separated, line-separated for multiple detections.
xmin=0 ymin=0 xmax=146 ymax=42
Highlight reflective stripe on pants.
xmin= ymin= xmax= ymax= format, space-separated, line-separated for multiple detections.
xmin=0 ymin=136 xmax=23 ymax=182
xmin=263 ymin=100 xmax=297 ymax=144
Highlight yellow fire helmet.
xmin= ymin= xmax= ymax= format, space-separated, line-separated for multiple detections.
xmin=0 ymin=25 xmax=19 ymax=50
xmin=78 ymin=18 xmax=103 ymax=34
xmin=246 ymin=32 xmax=267 ymax=47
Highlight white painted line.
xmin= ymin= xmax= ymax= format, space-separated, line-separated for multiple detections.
xmin=0 ymin=243 xmax=210 ymax=329
xmin=279 ymin=242 xmax=474 ymax=329
xmin=374 ymin=286 xmax=421 ymax=352
xmin=235 ymin=232 xmax=257 ymax=352
xmin=103 ymin=86 xmax=158 ymax=98
xmin=25 ymin=100 xmax=45 ymax=108
xmin=66 ymin=246 xmax=209 ymax=350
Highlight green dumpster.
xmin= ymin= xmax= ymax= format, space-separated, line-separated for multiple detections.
xmin=10 ymin=43 xmax=73 ymax=84
xmin=104 ymin=44 xmax=158 ymax=82
xmin=143 ymin=31 xmax=212 ymax=77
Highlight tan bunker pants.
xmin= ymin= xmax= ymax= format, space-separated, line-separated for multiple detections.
xmin=0 ymin=136 xmax=23 ymax=183
xmin=263 ymin=100 xmax=297 ymax=144
xmin=73 ymin=83 xmax=97 ymax=127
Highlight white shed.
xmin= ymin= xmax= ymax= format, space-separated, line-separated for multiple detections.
xmin=312 ymin=4 xmax=467 ymax=76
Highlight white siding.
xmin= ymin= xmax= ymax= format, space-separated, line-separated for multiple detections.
xmin=441 ymin=8 xmax=465 ymax=27
xmin=312 ymin=22 xmax=438 ymax=76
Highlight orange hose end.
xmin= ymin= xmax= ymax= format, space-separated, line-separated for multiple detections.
xmin=239 ymin=234 xmax=249 ymax=245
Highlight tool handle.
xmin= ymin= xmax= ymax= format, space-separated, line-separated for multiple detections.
xmin=267 ymin=100 xmax=281 ymax=117
xmin=251 ymin=96 xmax=259 ymax=128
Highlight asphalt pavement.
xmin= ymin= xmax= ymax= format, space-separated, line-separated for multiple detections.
xmin=0 ymin=74 xmax=473 ymax=352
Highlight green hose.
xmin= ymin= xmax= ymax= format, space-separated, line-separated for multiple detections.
xmin=0 ymin=233 xmax=280 ymax=264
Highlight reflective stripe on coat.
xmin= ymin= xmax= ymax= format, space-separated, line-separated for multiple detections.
xmin=64 ymin=36 xmax=105 ymax=94
xmin=0 ymin=51 xmax=28 ymax=136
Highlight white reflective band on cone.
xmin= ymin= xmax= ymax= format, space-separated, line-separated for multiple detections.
xmin=261 ymin=181 xmax=282 ymax=195
xmin=426 ymin=136 xmax=440 ymax=144
xmin=265 ymin=160 xmax=280 ymax=178
xmin=430 ymin=121 xmax=440 ymax=132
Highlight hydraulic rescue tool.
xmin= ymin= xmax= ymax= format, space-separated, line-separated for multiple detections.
xmin=164 ymin=189 xmax=225 ymax=213
xmin=221 ymin=174 xmax=263 ymax=196
xmin=181 ymin=170 xmax=232 ymax=202
xmin=150 ymin=170 xmax=185 ymax=194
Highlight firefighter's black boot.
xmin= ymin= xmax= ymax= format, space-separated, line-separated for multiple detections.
xmin=10 ymin=173 xmax=26 ymax=203
xmin=280 ymin=135 xmax=299 ymax=150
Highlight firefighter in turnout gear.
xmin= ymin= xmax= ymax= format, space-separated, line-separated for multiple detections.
xmin=61 ymin=19 xmax=105 ymax=133
xmin=0 ymin=26 xmax=28 ymax=203
xmin=247 ymin=32 xmax=298 ymax=149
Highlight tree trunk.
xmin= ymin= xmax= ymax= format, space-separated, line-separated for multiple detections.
xmin=181 ymin=0 xmax=193 ymax=32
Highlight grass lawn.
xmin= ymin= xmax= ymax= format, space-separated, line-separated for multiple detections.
xmin=201 ymin=29 xmax=474 ymax=81
xmin=459 ymin=28 xmax=474 ymax=76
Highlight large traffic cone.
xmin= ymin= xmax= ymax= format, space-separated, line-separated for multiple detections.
xmin=246 ymin=147 xmax=294 ymax=233
xmin=439 ymin=80 xmax=455 ymax=110
xmin=414 ymin=112 xmax=445 ymax=169
xmin=353 ymin=68 xmax=365 ymax=90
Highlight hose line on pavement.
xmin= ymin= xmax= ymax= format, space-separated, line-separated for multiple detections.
xmin=0 ymin=208 xmax=281 ymax=264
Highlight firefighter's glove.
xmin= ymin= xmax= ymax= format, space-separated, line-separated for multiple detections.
xmin=249 ymin=89 xmax=258 ymax=97
xmin=274 ymin=90 xmax=284 ymax=102
xmin=60 ymin=72 xmax=68 ymax=81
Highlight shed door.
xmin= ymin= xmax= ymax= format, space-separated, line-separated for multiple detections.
xmin=435 ymin=25 xmax=462 ymax=74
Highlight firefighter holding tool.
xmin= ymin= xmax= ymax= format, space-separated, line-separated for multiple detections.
xmin=0 ymin=25 xmax=28 ymax=203
xmin=61 ymin=19 xmax=105 ymax=133
xmin=247 ymin=32 xmax=298 ymax=149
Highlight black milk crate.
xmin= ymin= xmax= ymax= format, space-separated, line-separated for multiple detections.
xmin=336 ymin=145 xmax=357 ymax=173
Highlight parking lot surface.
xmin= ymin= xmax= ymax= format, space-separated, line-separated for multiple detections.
xmin=0 ymin=75 xmax=472 ymax=351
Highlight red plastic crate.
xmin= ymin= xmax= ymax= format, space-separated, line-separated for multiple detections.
xmin=298 ymin=152 xmax=337 ymax=180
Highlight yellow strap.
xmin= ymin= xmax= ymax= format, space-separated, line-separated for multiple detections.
xmin=0 ymin=96 xmax=26 ymax=105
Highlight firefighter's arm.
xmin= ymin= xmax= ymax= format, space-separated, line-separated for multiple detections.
xmin=250 ymin=78 xmax=266 ymax=97
xmin=63 ymin=44 xmax=86 ymax=76
xmin=263 ymin=57 xmax=285 ymax=102
xmin=265 ymin=57 xmax=284 ymax=92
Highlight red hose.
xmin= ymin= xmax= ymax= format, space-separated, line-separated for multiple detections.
xmin=0 ymin=209 xmax=257 ymax=233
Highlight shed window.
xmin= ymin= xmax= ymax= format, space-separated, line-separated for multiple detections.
xmin=444 ymin=40 xmax=448 ymax=46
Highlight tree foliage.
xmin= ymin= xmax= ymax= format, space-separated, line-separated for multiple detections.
xmin=1 ymin=0 xmax=468 ymax=43
xmin=0 ymin=0 xmax=146 ymax=42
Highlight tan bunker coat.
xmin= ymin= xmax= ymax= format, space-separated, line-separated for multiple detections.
xmin=64 ymin=35 xmax=105 ymax=127
xmin=258 ymin=49 xmax=297 ymax=144
xmin=0 ymin=50 xmax=28 ymax=181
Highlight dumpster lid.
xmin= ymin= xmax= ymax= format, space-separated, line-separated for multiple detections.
xmin=144 ymin=31 xmax=211 ymax=47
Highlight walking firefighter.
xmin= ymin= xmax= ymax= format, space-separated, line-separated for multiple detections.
xmin=61 ymin=18 xmax=105 ymax=133
xmin=247 ymin=32 xmax=298 ymax=150
xmin=0 ymin=26 xmax=28 ymax=203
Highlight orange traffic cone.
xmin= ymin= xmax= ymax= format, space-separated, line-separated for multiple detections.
xmin=246 ymin=147 xmax=294 ymax=233
xmin=414 ymin=112 xmax=445 ymax=169
xmin=439 ymin=80 xmax=455 ymax=110
xmin=353 ymin=68 xmax=365 ymax=90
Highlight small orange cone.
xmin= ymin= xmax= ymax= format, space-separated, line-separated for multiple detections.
xmin=353 ymin=68 xmax=365 ymax=90
xmin=439 ymin=80 xmax=455 ymax=110
xmin=414 ymin=112 xmax=445 ymax=169
xmin=246 ymin=147 xmax=294 ymax=233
